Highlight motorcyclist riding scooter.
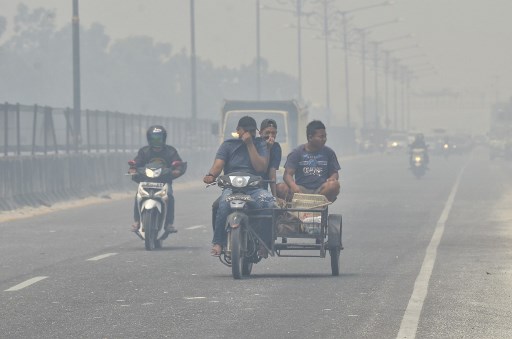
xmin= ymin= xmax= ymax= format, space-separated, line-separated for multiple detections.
xmin=409 ymin=133 xmax=429 ymax=168
xmin=129 ymin=125 xmax=186 ymax=237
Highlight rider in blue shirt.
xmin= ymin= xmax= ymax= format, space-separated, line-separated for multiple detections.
xmin=203 ymin=116 xmax=275 ymax=257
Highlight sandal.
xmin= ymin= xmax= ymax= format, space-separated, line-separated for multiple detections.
xmin=211 ymin=244 xmax=222 ymax=257
xmin=131 ymin=222 xmax=140 ymax=232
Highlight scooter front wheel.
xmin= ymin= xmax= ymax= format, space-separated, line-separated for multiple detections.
xmin=142 ymin=209 xmax=158 ymax=251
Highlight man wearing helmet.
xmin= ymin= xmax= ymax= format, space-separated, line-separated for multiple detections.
xmin=129 ymin=125 xmax=186 ymax=234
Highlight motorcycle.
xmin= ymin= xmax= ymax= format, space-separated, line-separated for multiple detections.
xmin=208 ymin=172 xmax=271 ymax=279
xmin=128 ymin=160 xmax=178 ymax=250
xmin=409 ymin=148 xmax=428 ymax=179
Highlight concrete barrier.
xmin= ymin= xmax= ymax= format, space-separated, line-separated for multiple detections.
xmin=0 ymin=149 xmax=212 ymax=211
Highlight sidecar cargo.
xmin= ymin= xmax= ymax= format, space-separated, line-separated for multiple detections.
xmin=276 ymin=194 xmax=331 ymax=236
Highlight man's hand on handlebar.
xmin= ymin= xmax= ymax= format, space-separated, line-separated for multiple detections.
xmin=203 ymin=174 xmax=216 ymax=185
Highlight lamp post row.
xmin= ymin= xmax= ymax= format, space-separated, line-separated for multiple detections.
xmin=71 ymin=0 xmax=422 ymax=134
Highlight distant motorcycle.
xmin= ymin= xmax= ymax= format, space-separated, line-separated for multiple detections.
xmin=409 ymin=148 xmax=428 ymax=179
xmin=128 ymin=161 xmax=175 ymax=250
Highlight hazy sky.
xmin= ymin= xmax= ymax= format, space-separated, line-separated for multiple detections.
xmin=1 ymin=0 xmax=511 ymax=128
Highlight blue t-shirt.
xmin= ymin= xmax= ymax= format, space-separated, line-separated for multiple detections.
xmin=284 ymin=144 xmax=341 ymax=190
xmin=255 ymin=138 xmax=282 ymax=190
xmin=216 ymin=137 xmax=268 ymax=175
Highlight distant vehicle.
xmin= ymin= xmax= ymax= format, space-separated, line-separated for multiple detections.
xmin=386 ymin=132 xmax=408 ymax=153
xmin=488 ymin=100 xmax=512 ymax=160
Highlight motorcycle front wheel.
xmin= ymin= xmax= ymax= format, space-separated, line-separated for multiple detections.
xmin=230 ymin=227 xmax=244 ymax=279
xmin=142 ymin=209 xmax=158 ymax=251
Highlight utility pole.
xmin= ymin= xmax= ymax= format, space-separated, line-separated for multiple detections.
xmin=72 ymin=0 xmax=81 ymax=151
xmin=190 ymin=0 xmax=197 ymax=120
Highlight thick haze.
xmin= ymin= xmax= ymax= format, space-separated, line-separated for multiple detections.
xmin=2 ymin=0 xmax=511 ymax=133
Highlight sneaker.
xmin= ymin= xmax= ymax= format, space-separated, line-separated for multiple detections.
xmin=131 ymin=222 xmax=140 ymax=232
xmin=164 ymin=224 xmax=178 ymax=233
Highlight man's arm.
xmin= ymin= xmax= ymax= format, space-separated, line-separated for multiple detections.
xmin=283 ymin=167 xmax=301 ymax=194
xmin=268 ymin=167 xmax=277 ymax=196
xmin=203 ymin=159 xmax=225 ymax=184
xmin=241 ymin=131 xmax=267 ymax=172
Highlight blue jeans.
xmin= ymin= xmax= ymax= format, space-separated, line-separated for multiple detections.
xmin=212 ymin=188 xmax=275 ymax=246
xmin=134 ymin=185 xmax=174 ymax=225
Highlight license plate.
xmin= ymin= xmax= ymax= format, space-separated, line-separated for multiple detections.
xmin=141 ymin=182 xmax=165 ymax=189
xmin=226 ymin=194 xmax=251 ymax=201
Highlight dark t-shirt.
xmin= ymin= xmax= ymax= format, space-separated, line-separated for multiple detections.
xmin=284 ymin=144 xmax=341 ymax=190
xmin=216 ymin=137 xmax=268 ymax=175
xmin=255 ymin=138 xmax=282 ymax=190
xmin=133 ymin=145 xmax=182 ymax=184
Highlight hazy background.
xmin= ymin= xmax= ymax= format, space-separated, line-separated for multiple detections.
xmin=1 ymin=0 xmax=511 ymax=134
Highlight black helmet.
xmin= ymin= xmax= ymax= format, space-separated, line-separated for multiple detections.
xmin=146 ymin=125 xmax=167 ymax=148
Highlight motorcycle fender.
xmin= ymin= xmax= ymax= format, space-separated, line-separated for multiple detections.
xmin=226 ymin=212 xmax=248 ymax=230
xmin=142 ymin=199 xmax=161 ymax=213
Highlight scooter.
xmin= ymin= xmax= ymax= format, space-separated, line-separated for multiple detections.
xmin=128 ymin=161 xmax=173 ymax=250
xmin=409 ymin=148 xmax=428 ymax=179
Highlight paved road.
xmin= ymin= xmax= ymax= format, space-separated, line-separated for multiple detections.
xmin=1 ymin=148 xmax=511 ymax=338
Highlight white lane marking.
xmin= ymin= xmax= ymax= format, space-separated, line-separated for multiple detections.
xmin=5 ymin=276 xmax=48 ymax=291
xmin=397 ymin=165 xmax=466 ymax=339
xmin=185 ymin=225 xmax=205 ymax=230
xmin=86 ymin=253 xmax=118 ymax=261
xmin=184 ymin=297 xmax=206 ymax=300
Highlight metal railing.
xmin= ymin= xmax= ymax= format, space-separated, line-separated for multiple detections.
xmin=0 ymin=102 xmax=218 ymax=156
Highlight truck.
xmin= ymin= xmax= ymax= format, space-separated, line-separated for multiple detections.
xmin=219 ymin=100 xmax=309 ymax=159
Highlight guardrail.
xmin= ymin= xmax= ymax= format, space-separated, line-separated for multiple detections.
xmin=1 ymin=102 xmax=217 ymax=156
xmin=0 ymin=102 xmax=218 ymax=211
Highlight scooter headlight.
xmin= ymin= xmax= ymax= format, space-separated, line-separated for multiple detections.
xmin=230 ymin=176 xmax=249 ymax=187
xmin=154 ymin=187 xmax=168 ymax=198
xmin=415 ymin=156 xmax=422 ymax=162
xmin=443 ymin=144 xmax=449 ymax=149
xmin=145 ymin=167 xmax=162 ymax=178
xmin=138 ymin=185 xmax=150 ymax=197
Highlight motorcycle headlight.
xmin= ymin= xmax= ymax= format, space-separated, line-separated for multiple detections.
xmin=230 ymin=176 xmax=249 ymax=187
xmin=443 ymin=144 xmax=449 ymax=149
xmin=155 ymin=188 xmax=168 ymax=198
xmin=415 ymin=156 xmax=422 ymax=162
xmin=392 ymin=142 xmax=398 ymax=147
xmin=138 ymin=185 xmax=150 ymax=197
xmin=145 ymin=168 xmax=162 ymax=178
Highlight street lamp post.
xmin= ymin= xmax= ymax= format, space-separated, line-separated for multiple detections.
xmin=190 ymin=0 xmax=197 ymax=120
xmin=262 ymin=0 xmax=305 ymax=100
xmin=256 ymin=0 xmax=261 ymax=100
xmin=370 ymin=35 xmax=412 ymax=129
xmin=72 ymin=0 xmax=81 ymax=151
xmin=296 ymin=0 xmax=303 ymax=100
xmin=383 ymin=44 xmax=419 ymax=130
xmin=337 ymin=1 xmax=393 ymax=128
xmin=323 ymin=0 xmax=330 ymax=117
xmin=357 ymin=18 xmax=401 ymax=130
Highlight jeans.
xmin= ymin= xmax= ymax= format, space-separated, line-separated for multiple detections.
xmin=212 ymin=188 xmax=275 ymax=246
xmin=133 ymin=185 xmax=175 ymax=225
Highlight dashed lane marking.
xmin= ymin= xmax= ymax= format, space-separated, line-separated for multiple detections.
xmin=185 ymin=225 xmax=205 ymax=230
xmin=5 ymin=276 xmax=48 ymax=292
xmin=86 ymin=253 xmax=118 ymax=261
